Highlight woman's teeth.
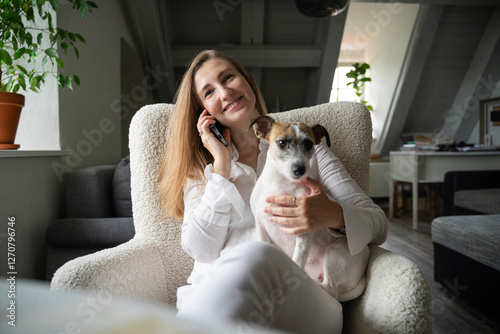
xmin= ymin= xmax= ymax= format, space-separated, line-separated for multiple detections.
xmin=224 ymin=97 xmax=241 ymax=111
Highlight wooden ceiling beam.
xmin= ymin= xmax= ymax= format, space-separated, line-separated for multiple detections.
xmin=171 ymin=45 xmax=323 ymax=68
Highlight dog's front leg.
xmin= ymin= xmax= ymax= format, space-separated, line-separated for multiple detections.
xmin=292 ymin=234 xmax=313 ymax=268
xmin=255 ymin=219 xmax=271 ymax=243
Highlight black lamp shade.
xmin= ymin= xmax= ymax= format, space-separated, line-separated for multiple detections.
xmin=296 ymin=0 xmax=349 ymax=17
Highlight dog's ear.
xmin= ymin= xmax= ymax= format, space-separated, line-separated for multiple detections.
xmin=249 ymin=116 xmax=274 ymax=140
xmin=312 ymin=124 xmax=331 ymax=147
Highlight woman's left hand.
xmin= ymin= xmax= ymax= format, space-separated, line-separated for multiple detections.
xmin=264 ymin=177 xmax=345 ymax=235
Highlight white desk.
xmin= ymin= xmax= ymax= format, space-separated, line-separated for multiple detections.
xmin=389 ymin=151 xmax=500 ymax=229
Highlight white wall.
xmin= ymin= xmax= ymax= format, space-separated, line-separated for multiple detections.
xmin=367 ymin=4 xmax=420 ymax=155
xmin=13 ymin=5 xmax=60 ymax=150
xmin=340 ymin=3 xmax=420 ymax=156
xmin=58 ymin=0 xmax=137 ymax=170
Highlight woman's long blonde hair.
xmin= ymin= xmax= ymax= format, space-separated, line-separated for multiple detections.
xmin=159 ymin=50 xmax=268 ymax=219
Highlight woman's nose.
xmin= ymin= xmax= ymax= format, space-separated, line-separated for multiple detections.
xmin=219 ymin=86 xmax=232 ymax=99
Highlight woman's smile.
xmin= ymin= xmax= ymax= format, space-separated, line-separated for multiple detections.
xmin=223 ymin=96 xmax=242 ymax=112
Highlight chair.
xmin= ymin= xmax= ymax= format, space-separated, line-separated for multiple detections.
xmin=51 ymin=102 xmax=432 ymax=333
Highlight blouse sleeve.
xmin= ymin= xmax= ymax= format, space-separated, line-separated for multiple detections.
xmin=181 ymin=163 xmax=246 ymax=263
xmin=315 ymin=144 xmax=388 ymax=255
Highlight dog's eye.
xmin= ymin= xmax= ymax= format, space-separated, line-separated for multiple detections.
xmin=277 ymin=140 xmax=287 ymax=149
xmin=302 ymin=139 xmax=314 ymax=151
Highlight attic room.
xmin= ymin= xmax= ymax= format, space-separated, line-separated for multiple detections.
xmin=0 ymin=0 xmax=499 ymax=333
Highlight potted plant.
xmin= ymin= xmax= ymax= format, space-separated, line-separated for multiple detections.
xmin=346 ymin=62 xmax=373 ymax=111
xmin=0 ymin=0 xmax=97 ymax=149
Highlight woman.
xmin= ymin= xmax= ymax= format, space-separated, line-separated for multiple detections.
xmin=160 ymin=50 xmax=388 ymax=334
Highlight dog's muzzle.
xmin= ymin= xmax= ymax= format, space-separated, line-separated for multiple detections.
xmin=292 ymin=164 xmax=306 ymax=177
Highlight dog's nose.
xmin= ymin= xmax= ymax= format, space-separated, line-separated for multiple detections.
xmin=292 ymin=164 xmax=306 ymax=177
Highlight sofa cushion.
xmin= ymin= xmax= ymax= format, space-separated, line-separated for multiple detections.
xmin=431 ymin=214 xmax=500 ymax=271
xmin=112 ymin=156 xmax=133 ymax=217
xmin=454 ymin=188 xmax=500 ymax=214
xmin=46 ymin=217 xmax=135 ymax=248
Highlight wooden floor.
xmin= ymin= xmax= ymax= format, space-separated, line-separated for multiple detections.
xmin=377 ymin=203 xmax=500 ymax=334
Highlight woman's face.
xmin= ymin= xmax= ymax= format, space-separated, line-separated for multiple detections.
xmin=194 ymin=58 xmax=257 ymax=128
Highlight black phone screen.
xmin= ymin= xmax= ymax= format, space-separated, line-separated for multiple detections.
xmin=201 ymin=109 xmax=228 ymax=146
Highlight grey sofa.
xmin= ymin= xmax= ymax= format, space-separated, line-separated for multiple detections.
xmin=432 ymin=170 xmax=500 ymax=319
xmin=45 ymin=156 xmax=135 ymax=280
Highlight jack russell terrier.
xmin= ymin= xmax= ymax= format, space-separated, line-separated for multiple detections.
xmin=249 ymin=115 xmax=369 ymax=302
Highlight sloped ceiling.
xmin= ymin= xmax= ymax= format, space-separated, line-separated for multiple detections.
xmin=124 ymin=0 xmax=347 ymax=112
xmin=122 ymin=0 xmax=500 ymax=156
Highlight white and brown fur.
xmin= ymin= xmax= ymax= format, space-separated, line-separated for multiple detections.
xmin=249 ymin=116 xmax=369 ymax=302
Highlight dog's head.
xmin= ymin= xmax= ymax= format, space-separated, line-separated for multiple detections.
xmin=249 ymin=115 xmax=330 ymax=181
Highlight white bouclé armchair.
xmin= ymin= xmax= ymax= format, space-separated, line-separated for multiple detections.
xmin=51 ymin=102 xmax=432 ymax=333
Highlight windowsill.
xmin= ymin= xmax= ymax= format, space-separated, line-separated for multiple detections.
xmin=0 ymin=150 xmax=69 ymax=158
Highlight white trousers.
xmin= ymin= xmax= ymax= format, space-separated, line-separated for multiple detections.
xmin=177 ymin=241 xmax=343 ymax=334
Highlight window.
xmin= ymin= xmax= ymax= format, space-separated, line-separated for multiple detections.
xmin=329 ymin=65 xmax=369 ymax=103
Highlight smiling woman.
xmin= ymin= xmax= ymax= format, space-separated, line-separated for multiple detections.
xmin=157 ymin=49 xmax=388 ymax=334
xmin=160 ymin=49 xmax=267 ymax=219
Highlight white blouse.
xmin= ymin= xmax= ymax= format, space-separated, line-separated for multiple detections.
xmin=176 ymin=140 xmax=388 ymax=309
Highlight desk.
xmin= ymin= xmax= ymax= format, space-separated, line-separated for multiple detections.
xmin=389 ymin=151 xmax=500 ymax=229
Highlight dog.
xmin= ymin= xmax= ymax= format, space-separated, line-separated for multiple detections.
xmin=249 ymin=115 xmax=370 ymax=302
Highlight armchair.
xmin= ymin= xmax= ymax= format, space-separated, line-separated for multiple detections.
xmin=51 ymin=102 xmax=432 ymax=333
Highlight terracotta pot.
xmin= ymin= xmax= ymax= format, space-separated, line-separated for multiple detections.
xmin=0 ymin=92 xmax=25 ymax=150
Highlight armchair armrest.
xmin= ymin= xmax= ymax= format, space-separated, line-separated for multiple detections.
xmin=65 ymin=165 xmax=116 ymax=218
xmin=51 ymin=236 xmax=174 ymax=306
xmin=343 ymin=246 xmax=432 ymax=334
xmin=444 ymin=170 xmax=500 ymax=215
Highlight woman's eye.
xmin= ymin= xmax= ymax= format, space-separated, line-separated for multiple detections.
xmin=204 ymin=89 xmax=213 ymax=98
xmin=277 ymin=140 xmax=287 ymax=149
xmin=224 ymin=74 xmax=234 ymax=81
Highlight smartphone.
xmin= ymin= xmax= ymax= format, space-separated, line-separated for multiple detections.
xmin=209 ymin=122 xmax=228 ymax=147
xmin=200 ymin=108 xmax=228 ymax=147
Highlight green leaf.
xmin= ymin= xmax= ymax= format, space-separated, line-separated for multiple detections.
xmin=13 ymin=48 xmax=27 ymax=60
xmin=57 ymin=73 xmax=65 ymax=88
xmin=19 ymin=76 xmax=27 ymax=90
xmin=56 ymin=58 xmax=64 ymax=68
xmin=16 ymin=65 xmax=28 ymax=75
xmin=66 ymin=76 xmax=73 ymax=90
xmin=75 ymin=34 xmax=86 ymax=43
xmin=45 ymin=47 xmax=59 ymax=59
xmin=73 ymin=75 xmax=81 ymax=86
xmin=26 ymin=7 xmax=35 ymax=22
xmin=0 ymin=49 xmax=13 ymax=65
xmin=61 ymin=42 xmax=68 ymax=54
xmin=48 ymin=0 xmax=59 ymax=12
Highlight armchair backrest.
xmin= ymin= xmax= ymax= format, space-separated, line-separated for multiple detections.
xmin=128 ymin=102 xmax=372 ymax=305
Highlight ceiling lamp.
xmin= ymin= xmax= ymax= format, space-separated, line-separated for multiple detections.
xmin=296 ymin=0 xmax=350 ymax=17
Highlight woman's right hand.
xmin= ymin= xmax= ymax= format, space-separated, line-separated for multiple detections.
xmin=197 ymin=109 xmax=232 ymax=180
